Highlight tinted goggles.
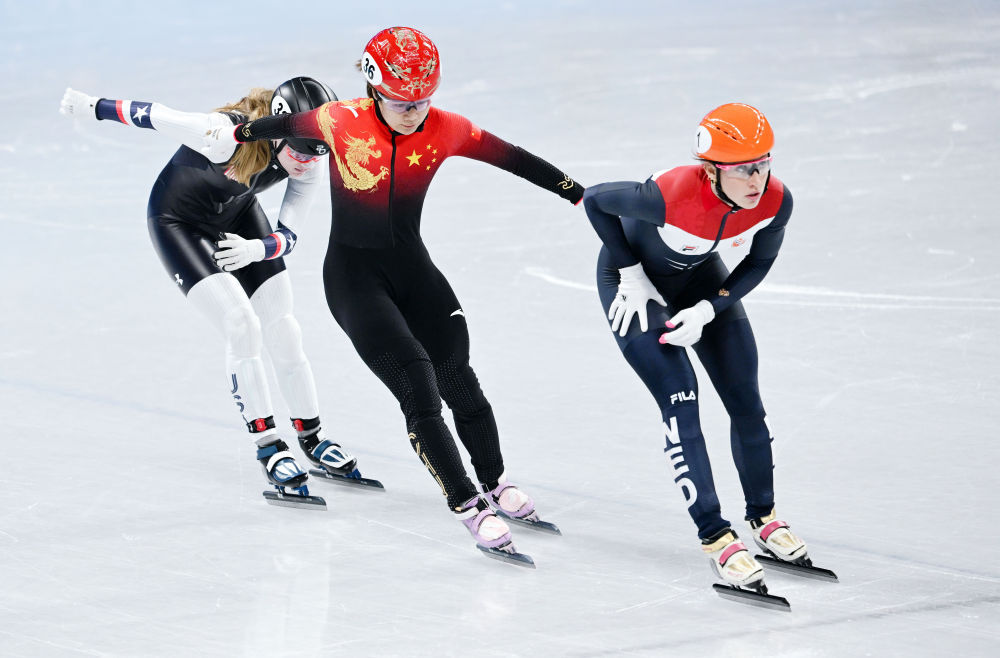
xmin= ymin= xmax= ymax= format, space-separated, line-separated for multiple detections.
xmin=286 ymin=146 xmax=321 ymax=164
xmin=715 ymin=155 xmax=771 ymax=179
xmin=374 ymin=90 xmax=432 ymax=114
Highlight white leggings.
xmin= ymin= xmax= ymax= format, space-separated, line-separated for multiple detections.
xmin=187 ymin=270 xmax=320 ymax=435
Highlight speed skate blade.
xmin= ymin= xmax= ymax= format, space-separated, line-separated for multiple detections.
xmin=309 ymin=468 xmax=385 ymax=491
xmin=757 ymin=554 xmax=839 ymax=582
xmin=495 ymin=509 xmax=562 ymax=535
xmin=262 ymin=490 xmax=327 ymax=510
xmin=477 ymin=544 xmax=536 ymax=569
xmin=712 ymin=584 xmax=791 ymax=612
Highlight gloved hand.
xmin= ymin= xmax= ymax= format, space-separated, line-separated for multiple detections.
xmin=214 ymin=233 xmax=265 ymax=272
xmin=200 ymin=112 xmax=241 ymax=163
xmin=608 ymin=263 xmax=667 ymax=337
xmin=658 ymin=300 xmax=715 ymax=347
xmin=59 ymin=88 xmax=99 ymax=119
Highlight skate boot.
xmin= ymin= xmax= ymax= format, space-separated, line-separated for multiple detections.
xmin=483 ymin=471 xmax=535 ymax=520
xmin=481 ymin=472 xmax=561 ymax=534
xmin=299 ymin=433 xmax=358 ymax=476
xmin=256 ymin=435 xmax=325 ymax=509
xmin=749 ymin=510 xmax=838 ymax=581
xmin=459 ymin=495 xmax=513 ymax=549
xmin=704 ymin=528 xmax=791 ymax=610
xmin=749 ymin=510 xmax=807 ymax=563
xmin=457 ymin=495 xmax=534 ymax=568
xmin=702 ymin=528 xmax=765 ymax=588
xmin=294 ymin=418 xmax=383 ymax=490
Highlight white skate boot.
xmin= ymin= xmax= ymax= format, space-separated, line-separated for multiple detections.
xmin=703 ymin=528 xmax=791 ymax=610
xmin=702 ymin=529 xmax=764 ymax=588
xmin=749 ymin=510 xmax=839 ymax=582
xmin=749 ymin=510 xmax=807 ymax=563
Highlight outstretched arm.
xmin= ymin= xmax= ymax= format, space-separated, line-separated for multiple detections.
xmin=463 ymin=130 xmax=584 ymax=205
xmin=59 ymin=87 xmax=238 ymax=163
xmin=445 ymin=111 xmax=583 ymax=205
xmin=232 ymin=112 xmax=313 ymax=144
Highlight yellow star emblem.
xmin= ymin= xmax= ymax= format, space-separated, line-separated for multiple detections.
xmin=406 ymin=150 xmax=423 ymax=166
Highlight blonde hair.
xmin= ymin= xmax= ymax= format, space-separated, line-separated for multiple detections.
xmin=215 ymin=88 xmax=273 ymax=185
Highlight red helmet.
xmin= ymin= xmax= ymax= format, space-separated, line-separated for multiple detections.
xmin=361 ymin=27 xmax=441 ymax=101
xmin=695 ymin=103 xmax=774 ymax=163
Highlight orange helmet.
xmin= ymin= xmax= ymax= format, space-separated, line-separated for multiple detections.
xmin=695 ymin=103 xmax=773 ymax=163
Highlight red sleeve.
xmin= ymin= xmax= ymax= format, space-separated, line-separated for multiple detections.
xmin=436 ymin=109 xmax=583 ymax=204
xmin=290 ymin=104 xmax=328 ymax=141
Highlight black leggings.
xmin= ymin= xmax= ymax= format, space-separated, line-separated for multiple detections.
xmin=324 ymin=241 xmax=503 ymax=510
xmin=147 ymin=201 xmax=284 ymax=297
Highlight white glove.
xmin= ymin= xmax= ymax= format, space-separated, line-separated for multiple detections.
xmin=197 ymin=112 xmax=241 ymax=163
xmin=608 ymin=263 xmax=667 ymax=337
xmin=659 ymin=300 xmax=716 ymax=347
xmin=214 ymin=233 xmax=266 ymax=271
xmin=59 ymin=87 xmax=99 ymax=119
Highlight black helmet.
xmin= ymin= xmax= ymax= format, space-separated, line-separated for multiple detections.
xmin=270 ymin=76 xmax=337 ymax=155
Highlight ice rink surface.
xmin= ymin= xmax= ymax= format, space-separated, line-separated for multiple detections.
xmin=2 ymin=1 xmax=999 ymax=655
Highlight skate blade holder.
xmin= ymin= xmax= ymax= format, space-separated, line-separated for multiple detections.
xmin=262 ymin=488 xmax=327 ymax=510
xmin=477 ymin=544 xmax=536 ymax=568
xmin=756 ymin=554 xmax=839 ymax=582
xmin=712 ymin=583 xmax=791 ymax=611
xmin=309 ymin=468 xmax=385 ymax=491
xmin=495 ymin=509 xmax=561 ymax=535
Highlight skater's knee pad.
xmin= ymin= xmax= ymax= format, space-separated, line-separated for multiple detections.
xmin=223 ymin=304 xmax=263 ymax=359
xmin=403 ymin=357 xmax=444 ymax=421
xmin=261 ymin=312 xmax=306 ymax=368
xmin=365 ymin=339 xmax=443 ymax=422
xmin=434 ymin=354 xmax=489 ymax=415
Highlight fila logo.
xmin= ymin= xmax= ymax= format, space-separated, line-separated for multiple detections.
xmin=669 ymin=390 xmax=696 ymax=405
xmin=663 ymin=417 xmax=697 ymax=506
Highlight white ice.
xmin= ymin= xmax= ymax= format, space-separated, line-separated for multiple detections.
xmin=2 ymin=1 xmax=999 ymax=656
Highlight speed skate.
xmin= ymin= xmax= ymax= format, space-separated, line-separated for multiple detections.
xmin=309 ymin=467 xmax=385 ymax=491
xmin=262 ymin=485 xmax=327 ymax=510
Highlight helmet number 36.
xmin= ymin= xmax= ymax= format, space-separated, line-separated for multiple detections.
xmin=361 ymin=52 xmax=383 ymax=86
